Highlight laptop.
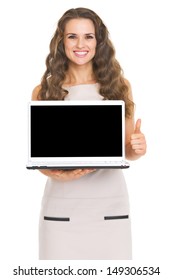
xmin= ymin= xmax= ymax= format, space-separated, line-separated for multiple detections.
xmin=26 ymin=100 xmax=130 ymax=169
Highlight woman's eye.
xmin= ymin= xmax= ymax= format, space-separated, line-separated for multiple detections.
xmin=86 ymin=35 xmax=94 ymax=39
xmin=68 ymin=35 xmax=76 ymax=39
xmin=67 ymin=34 xmax=95 ymax=40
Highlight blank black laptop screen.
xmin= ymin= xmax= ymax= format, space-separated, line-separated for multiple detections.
xmin=30 ymin=105 xmax=123 ymax=157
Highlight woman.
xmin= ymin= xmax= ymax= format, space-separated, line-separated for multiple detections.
xmin=32 ymin=7 xmax=146 ymax=260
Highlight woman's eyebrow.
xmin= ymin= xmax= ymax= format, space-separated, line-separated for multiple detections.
xmin=65 ymin=33 xmax=76 ymax=36
xmin=65 ymin=33 xmax=95 ymax=36
xmin=85 ymin=33 xmax=95 ymax=36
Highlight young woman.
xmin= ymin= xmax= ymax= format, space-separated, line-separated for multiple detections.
xmin=32 ymin=7 xmax=146 ymax=260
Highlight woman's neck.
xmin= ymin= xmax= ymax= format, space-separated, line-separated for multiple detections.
xmin=64 ymin=63 xmax=96 ymax=86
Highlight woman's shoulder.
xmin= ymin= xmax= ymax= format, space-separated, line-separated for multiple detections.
xmin=31 ymin=84 xmax=41 ymax=100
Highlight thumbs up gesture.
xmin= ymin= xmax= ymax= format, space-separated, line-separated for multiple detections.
xmin=130 ymin=119 xmax=147 ymax=156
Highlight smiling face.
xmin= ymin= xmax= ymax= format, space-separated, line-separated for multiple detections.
xmin=63 ymin=18 xmax=97 ymax=67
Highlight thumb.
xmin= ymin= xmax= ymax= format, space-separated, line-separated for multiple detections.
xmin=134 ymin=118 xmax=141 ymax=133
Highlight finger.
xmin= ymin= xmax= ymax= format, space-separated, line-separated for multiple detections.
xmin=50 ymin=169 xmax=64 ymax=175
xmin=134 ymin=118 xmax=141 ymax=134
xmin=131 ymin=141 xmax=146 ymax=154
xmin=74 ymin=169 xmax=95 ymax=176
xmin=132 ymin=144 xmax=143 ymax=150
xmin=58 ymin=169 xmax=90 ymax=180
xmin=70 ymin=169 xmax=82 ymax=174
xmin=134 ymin=149 xmax=144 ymax=155
xmin=131 ymin=134 xmax=145 ymax=143
xmin=71 ymin=168 xmax=95 ymax=173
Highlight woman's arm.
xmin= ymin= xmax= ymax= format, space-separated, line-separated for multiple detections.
xmin=124 ymin=81 xmax=147 ymax=160
xmin=125 ymin=118 xmax=147 ymax=160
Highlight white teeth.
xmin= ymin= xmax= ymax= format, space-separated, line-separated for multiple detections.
xmin=75 ymin=51 xmax=87 ymax=55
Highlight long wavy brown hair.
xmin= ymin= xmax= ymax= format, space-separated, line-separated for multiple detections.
xmin=38 ymin=7 xmax=134 ymax=118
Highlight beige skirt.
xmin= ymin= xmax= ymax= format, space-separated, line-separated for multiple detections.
xmin=39 ymin=169 xmax=132 ymax=260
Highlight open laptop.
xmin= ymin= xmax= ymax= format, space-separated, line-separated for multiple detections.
xmin=26 ymin=100 xmax=130 ymax=169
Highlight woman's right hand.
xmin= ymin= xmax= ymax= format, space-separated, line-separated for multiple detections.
xmin=39 ymin=168 xmax=96 ymax=181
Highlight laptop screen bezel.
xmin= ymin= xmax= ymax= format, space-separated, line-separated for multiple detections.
xmin=27 ymin=100 xmax=126 ymax=167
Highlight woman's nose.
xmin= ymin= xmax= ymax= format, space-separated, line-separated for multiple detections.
xmin=76 ymin=37 xmax=85 ymax=48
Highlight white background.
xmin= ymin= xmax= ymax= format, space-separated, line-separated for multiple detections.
xmin=0 ymin=0 xmax=173 ymax=278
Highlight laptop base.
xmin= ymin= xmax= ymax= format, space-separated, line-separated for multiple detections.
xmin=26 ymin=164 xmax=130 ymax=170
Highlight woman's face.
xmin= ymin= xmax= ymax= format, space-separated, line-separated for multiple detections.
xmin=63 ymin=18 xmax=97 ymax=66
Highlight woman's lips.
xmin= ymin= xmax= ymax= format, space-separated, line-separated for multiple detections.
xmin=73 ymin=51 xmax=88 ymax=58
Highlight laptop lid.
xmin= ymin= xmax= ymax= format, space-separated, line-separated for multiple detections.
xmin=26 ymin=100 xmax=129 ymax=169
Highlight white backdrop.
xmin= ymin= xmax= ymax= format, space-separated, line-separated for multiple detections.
xmin=0 ymin=0 xmax=173 ymax=278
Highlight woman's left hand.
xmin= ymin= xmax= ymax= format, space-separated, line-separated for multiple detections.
xmin=130 ymin=119 xmax=147 ymax=156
